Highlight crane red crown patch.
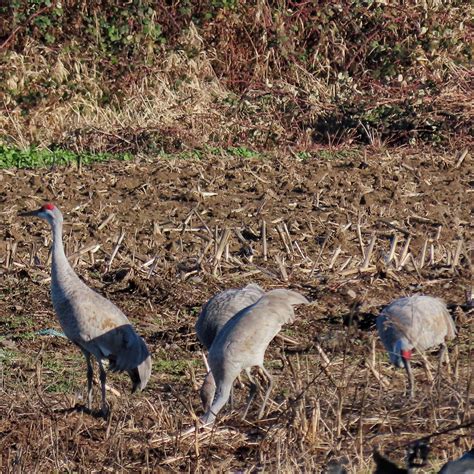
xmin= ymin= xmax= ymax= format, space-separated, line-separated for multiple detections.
xmin=42 ymin=203 xmax=55 ymax=211
xmin=401 ymin=349 xmax=412 ymax=360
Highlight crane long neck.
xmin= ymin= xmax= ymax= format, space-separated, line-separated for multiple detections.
xmin=50 ymin=219 xmax=75 ymax=284
xmin=52 ymin=219 xmax=67 ymax=263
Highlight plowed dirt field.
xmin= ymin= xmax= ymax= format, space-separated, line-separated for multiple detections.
xmin=0 ymin=149 xmax=472 ymax=472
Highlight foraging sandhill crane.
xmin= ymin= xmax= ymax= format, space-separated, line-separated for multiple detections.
xmin=20 ymin=203 xmax=152 ymax=416
xmin=200 ymin=289 xmax=309 ymax=425
xmin=439 ymin=449 xmax=474 ymax=474
xmin=196 ymin=283 xmax=264 ymax=410
xmin=377 ymin=295 xmax=456 ymax=398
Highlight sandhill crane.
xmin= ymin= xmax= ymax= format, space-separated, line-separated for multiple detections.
xmin=377 ymin=295 xmax=456 ymax=398
xmin=201 ymin=289 xmax=309 ymax=425
xmin=195 ymin=283 xmax=264 ymax=410
xmin=439 ymin=449 xmax=474 ymax=474
xmin=20 ymin=203 xmax=152 ymax=416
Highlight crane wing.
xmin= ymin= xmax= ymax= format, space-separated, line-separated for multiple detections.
xmin=94 ymin=324 xmax=151 ymax=372
xmin=196 ymin=284 xmax=264 ymax=348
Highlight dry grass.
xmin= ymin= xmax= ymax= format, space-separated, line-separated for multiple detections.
xmin=0 ymin=149 xmax=472 ymax=472
xmin=1 ymin=12 xmax=473 ymax=152
xmin=1 ymin=38 xmax=231 ymax=151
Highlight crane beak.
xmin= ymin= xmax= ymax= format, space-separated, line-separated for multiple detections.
xmin=19 ymin=208 xmax=42 ymax=217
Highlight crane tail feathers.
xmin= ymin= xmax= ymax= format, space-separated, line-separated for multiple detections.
xmin=264 ymin=289 xmax=310 ymax=306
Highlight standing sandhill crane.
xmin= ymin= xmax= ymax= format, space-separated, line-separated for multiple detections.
xmin=195 ymin=283 xmax=264 ymax=410
xmin=377 ymin=295 xmax=456 ymax=398
xmin=20 ymin=203 xmax=152 ymax=416
xmin=201 ymin=289 xmax=309 ymax=425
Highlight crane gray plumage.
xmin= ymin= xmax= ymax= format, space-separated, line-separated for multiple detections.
xmin=201 ymin=289 xmax=309 ymax=425
xmin=377 ymin=295 xmax=456 ymax=398
xmin=196 ymin=283 xmax=264 ymax=349
xmin=439 ymin=449 xmax=474 ymax=474
xmin=20 ymin=204 xmax=152 ymax=416
xmin=195 ymin=283 xmax=264 ymax=410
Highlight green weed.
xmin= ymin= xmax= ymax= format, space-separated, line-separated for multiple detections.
xmin=2 ymin=314 xmax=35 ymax=332
xmin=44 ymin=378 xmax=76 ymax=394
xmin=0 ymin=145 xmax=133 ymax=169
xmin=42 ymin=353 xmax=81 ymax=393
xmin=14 ymin=331 xmax=37 ymax=341
xmin=188 ymin=306 xmax=201 ymax=317
xmin=225 ymin=146 xmax=260 ymax=159
xmin=153 ymin=358 xmax=199 ymax=376
xmin=0 ymin=347 xmax=17 ymax=364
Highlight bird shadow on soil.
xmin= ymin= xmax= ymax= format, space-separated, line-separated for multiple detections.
xmin=342 ymin=311 xmax=378 ymax=330
xmin=52 ymin=404 xmax=108 ymax=420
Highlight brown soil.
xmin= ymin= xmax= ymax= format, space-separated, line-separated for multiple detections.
xmin=0 ymin=149 xmax=472 ymax=472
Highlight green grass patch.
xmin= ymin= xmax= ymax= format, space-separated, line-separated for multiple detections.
xmin=44 ymin=375 xmax=78 ymax=394
xmin=43 ymin=353 xmax=82 ymax=393
xmin=2 ymin=314 xmax=35 ymax=332
xmin=13 ymin=331 xmax=37 ymax=341
xmin=153 ymin=358 xmax=199 ymax=376
xmin=188 ymin=306 xmax=201 ymax=317
xmin=0 ymin=144 xmax=133 ymax=169
xmin=225 ymin=146 xmax=260 ymax=159
xmin=0 ymin=347 xmax=18 ymax=364
xmin=0 ymin=143 xmax=264 ymax=169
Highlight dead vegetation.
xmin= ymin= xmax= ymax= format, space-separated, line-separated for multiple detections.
xmin=1 ymin=1 xmax=473 ymax=151
xmin=0 ymin=149 xmax=472 ymax=472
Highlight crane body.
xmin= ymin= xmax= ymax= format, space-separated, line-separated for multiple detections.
xmin=439 ymin=449 xmax=474 ymax=474
xmin=196 ymin=283 xmax=264 ymax=410
xmin=196 ymin=283 xmax=264 ymax=349
xmin=377 ymin=295 xmax=456 ymax=398
xmin=201 ymin=289 xmax=309 ymax=425
xmin=21 ymin=203 xmax=151 ymax=416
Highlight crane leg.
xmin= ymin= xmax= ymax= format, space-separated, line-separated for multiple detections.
xmin=230 ymin=375 xmax=246 ymax=410
xmin=258 ymin=366 xmax=274 ymax=420
xmin=439 ymin=343 xmax=452 ymax=375
xmin=242 ymin=368 xmax=257 ymax=420
xmin=81 ymin=350 xmax=93 ymax=410
xmin=402 ymin=357 xmax=415 ymax=399
xmin=439 ymin=343 xmax=447 ymax=363
xmin=200 ymin=374 xmax=233 ymax=426
xmin=98 ymin=359 xmax=109 ymax=418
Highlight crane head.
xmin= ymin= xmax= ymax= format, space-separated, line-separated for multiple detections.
xmin=401 ymin=349 xmax=412 ymax=360
xmin=19 ymin=203 xmax=63 ymax=225
xmin=390 ymin=338 xmax=412 ymax=367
